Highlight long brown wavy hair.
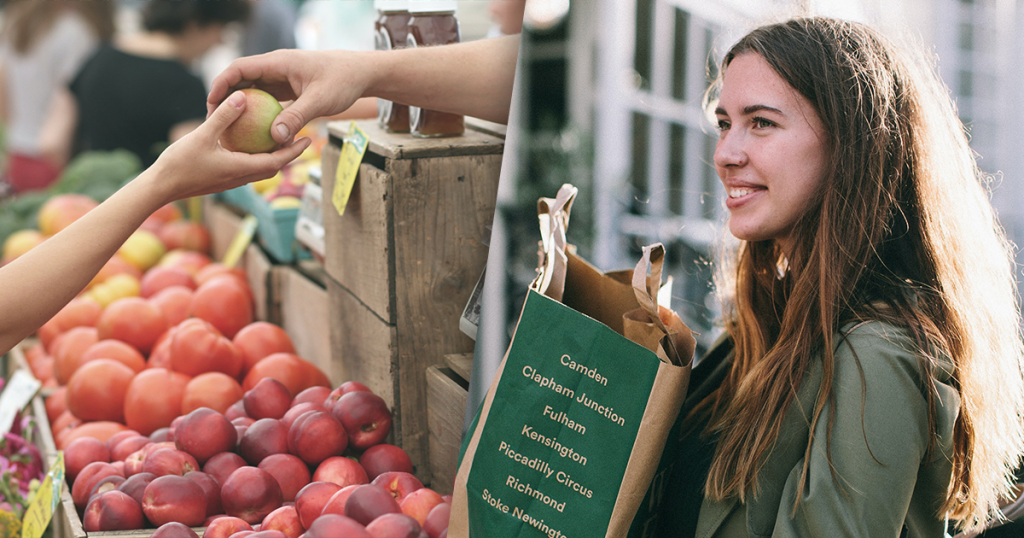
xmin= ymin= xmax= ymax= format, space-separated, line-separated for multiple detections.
xmin=1 ymin=0 xmax=114 ymax=55
xmin=700 ymin=17 xmax=1024 ymax=531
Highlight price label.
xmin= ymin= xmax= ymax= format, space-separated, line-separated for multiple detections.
xmin=221 ymin=214 xmax=258 ymax=269
xmin=331 ymin=122 xmax=369 ymax=216
xmin=20 ymin=452 xmax=64 ymax=538
xmin=0 ymin=370 xmax=41 ymax=434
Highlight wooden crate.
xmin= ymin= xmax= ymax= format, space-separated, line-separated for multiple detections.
xmin=426 ymin=359 xmax=470 ymax=495
xmin=202 ymin=197 xmax=277 ymax=323
xmin=320 ymin=120 xmax=502 ymax=482
xmin=274 ymin=263 xmax=333 ymax=382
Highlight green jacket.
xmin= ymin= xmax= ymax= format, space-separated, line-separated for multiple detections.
xmin=696 ymin=321 xmax=959 ymax=538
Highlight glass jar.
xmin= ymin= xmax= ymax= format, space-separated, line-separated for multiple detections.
xmin=375 ymin=0 xmax=412 ymax=133
xmin=407 ymin=1 xmax=464 ymax=138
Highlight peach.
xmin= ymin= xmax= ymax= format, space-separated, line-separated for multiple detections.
xmin=281 ymin=403 xmax=322 ymax=429
xmin=203 ymin=451 xmax=247 ymax=486
xmin=330 ymin=392 xmax=392 ymax=450
xmin=184 ymin=471 xmax=223 ymax=517
xmin=244 ymin=378 xmax=292 ymax=420
xmin=239 ymin=418 xmax=289 ymax=465
xmin=319 ymin=485 xmax=359 ymax=517
xmin=221 ymin=466 xmax=283 ymax=524
xmin=89 ymin=474 xmax=127 ymax=500
xmin=118 ymin=472 xmax=157 ymax=507
xmin=202 ymin=516 xmax=253 ymax=538
xmin=291 ymin=386 xmax=331 ymax=408
xmin=371 ymin=472 xmax=423 ymax=504
xmin=344 ymin=484 xmax=401 ymax=526
xmin=152 ymin=521 xmax=201 ymax=538
xmin=225 ymin=400 xmax=249 ymax=420
xmin=294 ymin=482 xmax=341 ymax=529
xmin=124 ymin=448 xmax=147 ymax=477
xmin=151 ymin=427 xmax=173 ymax=443
xmin=312 ymin=457 xmax=368 ymax=489
xmin=64 ymin=437 xmax=110 ymax=483
xmin=398 ymin=488 xmax=444 ymax=526
xmin=248 ymin=531 xmax=287 ymax=538
xmin=326 ymin=382 xmax=372 ymax=406
xmin=83 ymin=490 xmax=145 ymax=532
xmin=287 ymin=411 xmax=347 ymax=466
xmin=365 ymin=513 xmax=422 ymax=538
xmin=358 ymin=444 xmax=413 ymax=481
xmin=142 ymin=475 xmax=208 ymax=527
xmin=304 ymin=514 xmax=371 ymax=538
xmin=422 ymin=502 xmax=450 ymax=538
xmin=257 ymin=454 xmax=311 ymax=503
xmin=220 ymin=89 xmax=283 ymax=154
xmin=111 ymin=435 xmax=152 ymax=462
xmin=143 ymin=448 xmax=200 ymax=477
xmin=260 ymin=505 xmax=302 ymax=538
xmin=175 ymin=407 xmax=238 ymax=464
xmin=73 ymin=461 xmax=123 ymax=510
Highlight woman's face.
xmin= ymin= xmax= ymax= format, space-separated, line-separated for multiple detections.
xmin=713 ymin=53 xmax=829 ymax=253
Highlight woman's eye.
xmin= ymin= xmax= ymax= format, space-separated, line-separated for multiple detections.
xmin=753 ymin=117 xmax=774 ymax=129
xmin=717 ymin=119 xmax=731 ymax=131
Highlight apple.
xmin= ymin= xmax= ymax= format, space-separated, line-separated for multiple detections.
xmin=111 ymin=435 xmax=152 ymax=462
xmin=358 ymin=444 xmax=412 ymax=481
xmin=292 ymin=386 xmax=331 ymax=408
xmin=239 ymin=418 xmax=289 ymax=465
xmin=220 ymin=88 xmax=283 ymax=154
xmin=202 ymin=516 xmax=254 ymax=538
xmin=287 ymin=410 xmax=347 ymax=466
xmin=151 ymin=427 xmax=173 ymax=443
xmin=203 ymin=451 xmax=248 ymax=486
xmin=257 ymin=454 xmax=311 ymax=503
xmin=366 ymin=513 xmax=423 ymax=538
xmin=326 ymin=382 xmax=372 ymax=406
xmin=65 ymin=437 xmax=111 ymax=483
xmin=330 ymin=392 xmax=392 ymax=449
xmin=304 ymin=514 xmax=371 ymax=538
xmin=73 ymin=461 xmax=123 ymax=510
xmin=184 ymin=471 xmax=223 ymax=517
xmin=344 ymin=484 xmax=401 ymax=526
xmin=83 ymin=490 xmax=145 ymax=531
xmin=244 ymin=377 xmax=293 ymax=420
xmin=106 ymin=429 xmax=143 ymax=452
xmin=152 ymin=521 xmax=201 ymax=538
xmin=175 ymin=407 xmax=238 ymax=464
xmin=312 ymin=456 xmax=368 ymax=489
xmin=260 ymin=505 xmax=302 ymax=538
xmin=319 ymin=484 xmax=359 ymax=517
xmin=142 ymin=475 xmax=208 ymax=527
xmin=89 ymin=474 xmax=127 ymax=500
xmin=226 ymin=400 xmax=249 ymax=421
xmin=371 ymin=472 xmax=423 ymax=503
xmin=398 ymin=488 xmax=443 ymax=526
xmin=293 ymin=481 xmax=341 ymax=529
xmin=281 ymin=403 xmax=323 ymax=429
xmin=118 ymin=472 xmax=157 ymax=507
xmin=221 ymin=466 xmax=283 ymax=524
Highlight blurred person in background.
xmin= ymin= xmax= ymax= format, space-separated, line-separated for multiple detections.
xmin=241 ymin=0 xmax=297 ymax=57
xmin=0 ymin=0 xmax=115 ymax=195
xmin=39 ymin=0 xmax=250 ymax=170
xmin=487 ymin=0 xmax=526 ymax=38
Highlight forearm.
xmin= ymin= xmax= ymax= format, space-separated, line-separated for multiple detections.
xmin=363 ymin=35 xmax=519 ymax=124
xmin=0 ymin=168 xmax=168 ymax=354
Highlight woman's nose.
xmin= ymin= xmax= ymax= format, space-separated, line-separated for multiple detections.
xmin=714 ymin=130 xmax=748 ymax=169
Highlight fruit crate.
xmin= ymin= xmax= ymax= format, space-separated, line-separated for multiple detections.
xmin=320 ymin=119 xmax=502 ymax=483
xmin=214 ymin=186 xmax=309 ymax=264
xmin=425 ymin=355 xmax=471 ymax=495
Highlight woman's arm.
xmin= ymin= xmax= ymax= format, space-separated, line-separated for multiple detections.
xmin=0 ymin=91 xmax=311 ymax=355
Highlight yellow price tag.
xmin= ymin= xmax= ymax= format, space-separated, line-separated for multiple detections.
xmin=221 ymin=214 xmax=258 ymax=268
xmin=21 ymin=453 xmax=64 ymax=538
xmin=331 ymin=122 xmax=370 ymax=216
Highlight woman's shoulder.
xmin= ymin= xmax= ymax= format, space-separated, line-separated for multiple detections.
xmin=833 ymin=319 xmax=954 ymax=384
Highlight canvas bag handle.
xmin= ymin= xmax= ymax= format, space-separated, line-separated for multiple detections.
xmin=630 ymin=243 xmax=683 ymax=365
xmin=532 ymin=183 xmax=578 ymax=301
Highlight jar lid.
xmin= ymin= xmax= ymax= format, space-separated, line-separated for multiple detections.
xmin=374 ymin=0 xmax=409 ymax=11
xmin=408 ymin=0 xmax=457 ymax=13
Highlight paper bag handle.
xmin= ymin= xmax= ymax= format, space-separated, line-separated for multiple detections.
xmin=632 ymin=243 xmax=679 ymax=360
xmin=531 ymin=183 xmax=578 ymax=301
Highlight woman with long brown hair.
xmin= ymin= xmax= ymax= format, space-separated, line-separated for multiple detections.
xmin=657 ymin=17 xmax=1024 ymax=537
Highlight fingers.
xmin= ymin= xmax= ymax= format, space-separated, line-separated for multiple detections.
xmin=202 ymin=91 xmax=247 ymax=137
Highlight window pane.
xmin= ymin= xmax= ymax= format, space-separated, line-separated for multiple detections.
xmin=672 ymin=9 xmax=690 ymax=100
xmin=634 ymin=0 xmax=653 ymax=91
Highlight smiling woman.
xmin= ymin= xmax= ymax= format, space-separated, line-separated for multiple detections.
xmin=653 ymin=17 xmax=1024 ymax=538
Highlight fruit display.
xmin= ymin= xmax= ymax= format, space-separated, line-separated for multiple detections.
xmin=61 ymin=379 xmax=451 ymax=538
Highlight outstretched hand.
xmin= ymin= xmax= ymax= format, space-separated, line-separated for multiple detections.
xmin=156 ymin=89 xmax=312 ymax=204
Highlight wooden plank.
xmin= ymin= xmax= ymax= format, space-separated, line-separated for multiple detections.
xmin=321 ymin=148 xmax=394 ymax=322
xmin=426 ymin=366 xmax=469 ymax=495
xmin=444 ymin=353 xmax=474 ymax=384
xmin=327 ymin=120 xmax=505 ymax=160
xmin=278 ymin=266 xmax=332 ymax=384
xmin=243 ymin=243 xmax=273 ymax=322
xmin=202 ymin=197 xmax=244 ymax=262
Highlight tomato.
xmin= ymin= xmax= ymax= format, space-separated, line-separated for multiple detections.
xmin=149 ymin=286 xmax=194 ymax=327
xmin=96 ymin=297 xmax=168 ymax=355
xmin=139 ymin=266 xmax=195 ymax=298
xmin=66 ymin=359 xmax=136 ymax=422
xmin=52 ymin=326 xmax=99 ymax=385
xmin=190 ymin=275 xmax=253 ymax=339
xmin=123 ymin=368 xmax=190 ymax=436
xmin=80 ymin=339 xmax=146 ymax=373
xmin=169 ymin=318 xmax=244 ymax=378
xmin=45 ymin=387 xmax=67 ymax=425
xmin=232 ymin=322 xmax=297 ymax=375
xmin=242 ymin=352 xmax=330 ymax=395
xmin=57 ymin=422 xmax=129 ymax=451
xmin=181 ymin=372 xmax=245 ymax=415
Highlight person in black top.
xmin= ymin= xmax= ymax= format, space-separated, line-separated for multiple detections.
xmin=40 ymin=0 xmax=249 ymax=168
